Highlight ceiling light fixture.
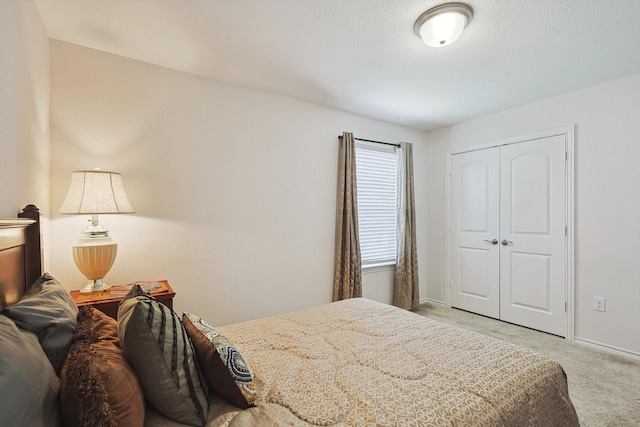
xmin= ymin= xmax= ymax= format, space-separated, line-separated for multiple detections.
xmin=414 ymin=3 xmax=473 ymax=48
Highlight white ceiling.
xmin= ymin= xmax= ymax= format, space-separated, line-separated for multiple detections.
xmin=35 ymin=0 xmax=640 ymax=131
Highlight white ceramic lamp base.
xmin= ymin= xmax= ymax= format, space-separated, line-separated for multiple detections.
xmin=73 ymin=240 xmax=117 ymax=294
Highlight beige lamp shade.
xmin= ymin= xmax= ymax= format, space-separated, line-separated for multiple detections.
xmin=59 ymin=169 xmax=134 ymax=214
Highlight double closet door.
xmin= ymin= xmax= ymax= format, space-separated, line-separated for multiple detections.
xmin=450 ymin=135 xmax=567 ymax=336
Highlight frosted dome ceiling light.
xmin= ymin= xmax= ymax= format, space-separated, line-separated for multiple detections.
xmin=414 ymin=3 xmax=473 ymax=48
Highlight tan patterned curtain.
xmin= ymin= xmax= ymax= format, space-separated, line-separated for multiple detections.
xmin=393 ymin=142 xmax=419 ymax=310
xmin=333 ymin=132 xmax=362 ymax=301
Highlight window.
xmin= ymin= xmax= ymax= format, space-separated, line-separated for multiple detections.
xmin=355 ymin=142 xmax=398 ymax=266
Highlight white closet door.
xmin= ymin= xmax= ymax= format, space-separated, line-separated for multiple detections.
xmin=499 ymin=135 xmax=567 ymax=336
xmin=450 ymin=148 xmax=500 ymax=319
xmin=449 ymin=134 xmax=568 ymax=336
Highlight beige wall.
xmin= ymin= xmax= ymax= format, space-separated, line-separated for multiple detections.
xmin=0 ymin=0 xmax=50 ymax=216
xmin=49 ymin=41 xmax=430 ymax=326
xmin=0 ymin=0 xmax=50 ymax=265
xmin=423 ymin=74 xmax=640 ymax=357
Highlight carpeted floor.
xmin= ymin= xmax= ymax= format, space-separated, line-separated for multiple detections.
xmin=412 ymin=302 xmax=640 ymax=427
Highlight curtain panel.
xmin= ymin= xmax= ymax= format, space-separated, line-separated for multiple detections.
xmin=394 ymin=142 xmax=419 ymax=310
xmin=332 ymin=132 xmax=362 ymax=301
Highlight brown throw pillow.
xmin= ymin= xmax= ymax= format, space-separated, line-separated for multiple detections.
xmin=183 ymin=312 xmax=256 ymax=409
xmin=60 ymin=306 xmax=145 ymax=427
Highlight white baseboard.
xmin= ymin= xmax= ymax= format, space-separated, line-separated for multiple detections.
xmin=419 ymin=297 xmax=446 ymax=306
xmin=574 ymin=337 xmax=640 ymax=361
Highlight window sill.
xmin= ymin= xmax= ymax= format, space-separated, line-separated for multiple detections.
xmin=362 ymin=262 xmax=396 ymax=273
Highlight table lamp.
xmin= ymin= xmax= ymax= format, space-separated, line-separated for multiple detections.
xmin=59 ymin=169 xmax=134 ymax=293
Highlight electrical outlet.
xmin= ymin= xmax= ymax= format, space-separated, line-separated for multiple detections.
xmin=593 ymin=297 xmax=606 ymax=312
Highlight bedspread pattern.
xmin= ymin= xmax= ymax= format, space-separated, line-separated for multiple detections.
xmin=203 ymin=298 xmax=579 ymax=426
xmin=145 ymin=298 xmax=579 ymax=426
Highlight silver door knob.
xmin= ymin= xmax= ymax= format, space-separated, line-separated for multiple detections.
xmin=484 ymin=239 xmax=498 ymax=245
xmin=501 ymin=239 xmax=513 ymax=246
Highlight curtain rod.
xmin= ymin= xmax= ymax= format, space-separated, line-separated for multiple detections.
xmin=338 ymin=135 xmax=401 ymax=148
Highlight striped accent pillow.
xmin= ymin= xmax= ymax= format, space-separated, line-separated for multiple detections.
xmin=117 ymin=285 xmax=208 ymax=426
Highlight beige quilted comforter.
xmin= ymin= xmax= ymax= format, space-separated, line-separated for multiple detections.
xmin=146 ymin=298 xmax=579 ymax=426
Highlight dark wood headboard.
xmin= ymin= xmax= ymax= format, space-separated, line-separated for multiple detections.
xmin=0 ymin=205 xmax=42 ymax=309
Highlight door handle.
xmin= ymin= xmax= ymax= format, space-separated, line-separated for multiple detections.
xmin=501 ymin=239 xmax=513 ymax=246
xmin=484 ymin=239 xmax=499 ymax=245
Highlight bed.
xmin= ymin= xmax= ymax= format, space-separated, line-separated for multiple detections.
xmin=0 ymin=205 xmax=580 ymax=426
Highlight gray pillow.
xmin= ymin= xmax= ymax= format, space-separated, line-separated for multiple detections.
xmin=2 ymin=273 xmax=78 ymax=374
xmin=117 ymin=285 xmax=209 ymax=426
xmin=0 ymin=314 xmax=61 ymax=427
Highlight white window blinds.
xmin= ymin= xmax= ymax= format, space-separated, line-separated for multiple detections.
xmin=355 ymin=142 xmax=398 ymax=266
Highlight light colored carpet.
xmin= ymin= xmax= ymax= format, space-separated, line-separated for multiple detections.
xmin=412 ymin=303 xmax=640 ymax=427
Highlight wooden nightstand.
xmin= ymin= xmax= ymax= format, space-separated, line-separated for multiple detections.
xmin=70 ymin=280 xmax=175 ymax=320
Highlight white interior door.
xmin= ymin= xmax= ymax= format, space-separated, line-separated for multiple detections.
xmin=450 ymin=148 xmax=500 ymax=319
xmin=499 ymin=136 xmax=566 ymax=336
xmin=449 ymin=135 xmax=567 ymax=336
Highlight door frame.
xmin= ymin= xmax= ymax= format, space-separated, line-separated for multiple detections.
xmin=445 ymin=125 xmax=575 ymax=341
